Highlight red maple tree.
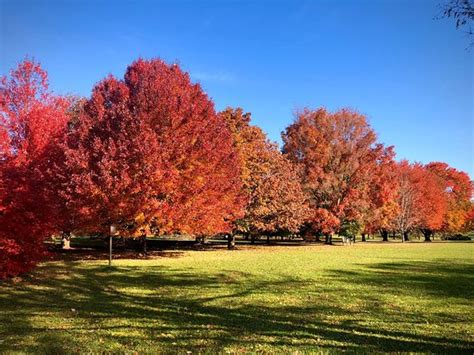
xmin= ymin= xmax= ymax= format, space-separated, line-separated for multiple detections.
xmin=61 ymin=59 xmax=244 ymax=239
xmin=0 ymin=60 xmax=70 ymax=277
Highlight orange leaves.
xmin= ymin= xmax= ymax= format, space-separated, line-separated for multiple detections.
xmin=426 ymin=162 xmax=472 ymax=233
xmin=392 ymin=161 xmax=449 ymax=235
xmin=283 ymin=108 xmax=377 ymax=234
xmin=364 ymin=145 xmax=399 ymax=233
xmin=220 ymin=108 xmax=309 ymax=234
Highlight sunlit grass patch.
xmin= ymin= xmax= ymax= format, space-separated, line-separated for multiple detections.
xmin=0 ymin=242 xmax=473 ymax=352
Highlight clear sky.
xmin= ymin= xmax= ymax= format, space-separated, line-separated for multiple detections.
xmin=1 ymin=0 xmax=472 ymax=177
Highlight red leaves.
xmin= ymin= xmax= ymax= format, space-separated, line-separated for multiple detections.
xmin=0 ymin=58 xmax=472 ymax=279
xmin=0 ymin=59 xmax=70 ymax=278
xmin=62 ymin=58 xmax=243 ymax=237
xmin=1 ymin=58 xmax=244 ymax=278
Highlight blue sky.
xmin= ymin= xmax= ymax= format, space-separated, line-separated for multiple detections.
xmin=1 ymin=0 xmax=472 ymax=177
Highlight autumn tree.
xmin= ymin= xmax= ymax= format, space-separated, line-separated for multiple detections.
xmin=220 ymin=108 xmax=309 ymax=246
xmin=391 ymin=162 xmax=447 ymax=242
xmin=362 ymin=145 xmax=399 ymax=242
xmin=426 ymin=162 xmax=472 ymax=235
xmin=463 ymin=202 xmax=474 ymax=231
xmin=414 ymin=166 xmax=447 ymax=242
xmin=0 ymin=60 xmax=70 ymax=278
xmin=392 ymin=161 xmax=419 ymax=242
xmin=46 ymin=96 xmax=88 ymax=250
xmin=60 ymin=59 xmax=244 ymax=243
xmin=282 ymin=108 xmax=376 ymax=243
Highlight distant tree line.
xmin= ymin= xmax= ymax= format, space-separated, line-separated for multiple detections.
xmin=1 ymin=59 xmax=472 ymax=278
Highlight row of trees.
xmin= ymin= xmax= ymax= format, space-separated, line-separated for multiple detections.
xmin=283 ymin=109 xmax=472 ymax=243
xmin=1 ymin=58 xmax=472 ymax=278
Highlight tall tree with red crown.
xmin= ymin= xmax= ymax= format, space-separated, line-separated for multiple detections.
xmin=61 ymin=59 xmax=244 ymax=240
xmin=282 ymin=108 xmax=377 ymax=243
xmin=0 ymin=60 xmax=70 ymax=278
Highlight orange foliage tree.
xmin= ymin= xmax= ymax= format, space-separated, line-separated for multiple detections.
xmin=220 ymin=108 xmax=309 ymax=245
xmin=426 ymin=162 xmax=472 ymax=235
xmin=282 ymin=108 xmax=377 ymax=243
xmin=414 ymin=166 xmax=447 ymax=241
xmin=392 ymin=162 xmax=447 ymax=242
xmin=464 ymin=203 xmax=474 ymax=232
xmin=362 ymin=145 xmax=399 ymax=241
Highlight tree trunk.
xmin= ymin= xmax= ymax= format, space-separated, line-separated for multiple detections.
xmin=403 ymin=231 xmax=409 ymax=242
xmin=361 ymin=233 xmax=367 ymax=242
xmin=227 ymin=234 xmax=235 ymax=249
xmin=352 ymin=235 xmax=356 ymax=244
xmin=195 ymin=236 xmax=205 ymax=244
xmin=381 ymin=230 xmax=389 ymax=242
xmin=422 ymin=229 xmax=432 ymax=242
xmin=61 ymin=232 xmax=71 ymax=250
xmin=142 ymin=235 xmax=147 ymax=254
xmin=250 ymin=234 xmax=255 ymax=244
xmin=266 ymin=235 xmax=270 ymax=244
xmin=325 ymin=234 xmax=332 ymax=244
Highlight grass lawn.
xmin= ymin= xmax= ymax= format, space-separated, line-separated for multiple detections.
xmin=0 ymin=242 xmax=473 ymax=353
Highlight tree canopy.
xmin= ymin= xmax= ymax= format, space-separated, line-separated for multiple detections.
xmin=0 ymin=59 xmax=472 ymax=278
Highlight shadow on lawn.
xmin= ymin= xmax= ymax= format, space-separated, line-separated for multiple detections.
xmin=0 ymin=259 xmax=473 ymax=352
xmin=327 ymin=260 xmax=474 ymax=300
xmin=50 ymin=249 xmax=186 ymax=261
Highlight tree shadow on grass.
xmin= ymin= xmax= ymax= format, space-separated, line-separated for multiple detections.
xmin=50 ymin=249 xmax=186 ymax=261
xmin=326 ymin=260 xmax=474 ymax=300
xmin=0 ymin=259 xmax=473 ymax=352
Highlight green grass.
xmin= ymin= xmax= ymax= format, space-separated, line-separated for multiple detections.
xmin=1 ymin=242 xmax=473 ymax=353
